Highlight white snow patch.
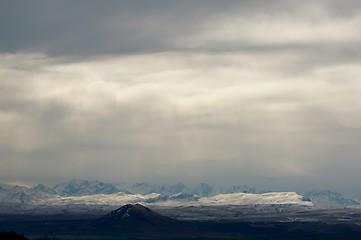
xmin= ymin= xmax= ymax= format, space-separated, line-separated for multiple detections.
xmin=45 ymin=192 xmax=160 ymax=206
xmin=197 ymin=192 xmax=313 ymax=206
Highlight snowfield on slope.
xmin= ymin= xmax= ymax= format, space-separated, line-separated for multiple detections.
xmin=197 ymin=192 xmax=313 ymax=206
xmin=45 ymin=192 xmax=161 ymax=206
xmin=43 ymin=191 xmax=312 ymax=207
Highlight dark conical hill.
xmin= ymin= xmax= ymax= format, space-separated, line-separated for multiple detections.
xmin=96 ymin=204 xmax=186 ymax=234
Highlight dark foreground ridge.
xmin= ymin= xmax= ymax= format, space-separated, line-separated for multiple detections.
xmin=0 ymin=231 xmax=27 ymax=240
xmin=2 ymin=204 xmax=361 ymax=239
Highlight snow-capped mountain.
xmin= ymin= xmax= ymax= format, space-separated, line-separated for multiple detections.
xmin=1 ymin=190 xmax=32 ymax=204
xmin=220 ymin=185 xmax=257 ymax=194
xmin=191 ymin=183 xmax=214 ymax=196
xmin=30 ymin=184 xmax=57 ymax=195
xmin=197 ymin=192 xmax=312 ymax=206
xmin=0 ymin=184 xmax=33 ymax=204
xmin=32 ymin=191 xmax=312 ymax=208
xmin=305 ymin=190 xmax=360 ymax=207
xmin=0 ymin=183 xmax=28 ymax=194
xmin=1 ymin=179 xmax=361 ymax=214
xmin=126 ymin=182 xmax=257 ymax=197
xmin=53 ymin=179 xmax=128 ymax=196
xmin=45 ymin=192 xmax=161 ymax=206
xmin=126 ymin=182 xmax=190 ymax=195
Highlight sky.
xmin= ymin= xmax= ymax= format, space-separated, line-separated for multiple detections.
xmin=1 ymin=0 xmax=361 ymax=192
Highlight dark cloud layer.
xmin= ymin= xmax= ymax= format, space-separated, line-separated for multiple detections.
xmin=1 ymin=0 xmax=360 ymax=57
xmin=0 ymin=1 xmax=235 ymax=55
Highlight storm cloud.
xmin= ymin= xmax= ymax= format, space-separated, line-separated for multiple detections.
xmin=1 ymin=1 xmax=361 ymax=192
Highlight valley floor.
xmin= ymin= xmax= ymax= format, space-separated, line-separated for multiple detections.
xmin=1 ymin=206 xmax=361 ymax=239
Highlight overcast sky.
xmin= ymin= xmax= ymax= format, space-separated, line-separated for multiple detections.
xmin=1 ymin=0 xmax=361 ymax=192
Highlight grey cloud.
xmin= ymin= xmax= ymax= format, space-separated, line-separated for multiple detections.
xmin=1 ymin=0 xmax=361 ymax=59
xmin=1 ymin=66 xmax=360 ymax=192
xmin=1 ymin=1 xmax=361 ymax=193
xmin=0 ymin=0 xmax=238 ymax=56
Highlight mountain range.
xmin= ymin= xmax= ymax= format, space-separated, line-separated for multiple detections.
xmin=0 ymin=179 xmax=359 ymax=212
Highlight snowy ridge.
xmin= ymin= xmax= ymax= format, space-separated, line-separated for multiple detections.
xmin=198 ymin=192 xmax=313 ymax=206
xmin=305 ymin=190 xmax=360 ymax=207
xmin=53 ymin=179 xmax=126 ymax=196
xmin=34 ymin=191 xmax=312 ymax=207
xmin=46 ymin=192 xmax=161 ymax=206
xmin=5 ymin=180 xmax=361 ymax=210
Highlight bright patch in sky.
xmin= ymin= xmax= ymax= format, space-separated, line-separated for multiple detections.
xmin=0 ymin=1 xmax=361 ymax=192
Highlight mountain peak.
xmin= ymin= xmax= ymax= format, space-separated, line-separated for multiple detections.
xmin=110 ymin=204 xmax=150 ymax=221
xmin=98 ymin=204 xmax=156 ymax=225
xmin=53 ymin=179 xmax=121 ymax=196
xmin=96 ymin=204 xmax=183 ymax=233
